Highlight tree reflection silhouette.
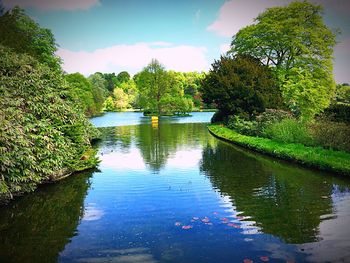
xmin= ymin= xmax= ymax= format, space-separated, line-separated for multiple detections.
xmin=199 ymin=140 xmax=349 ymax=244
xmin=0 ymin=171 xmax=93 ymax=263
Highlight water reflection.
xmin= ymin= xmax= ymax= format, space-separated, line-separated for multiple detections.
xmin=0 ymin=171 xmax=93 ymax=263
xmin=97 ymin=123 xmax=213 ymax=172
xmin=200 ymin=140 xmax=350 ymax=244
xmin=1 ymin=117 xmax=350 ymax=263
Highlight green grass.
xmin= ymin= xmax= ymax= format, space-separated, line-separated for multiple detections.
xmin=208 ymin=125 xmax=350 ymax=175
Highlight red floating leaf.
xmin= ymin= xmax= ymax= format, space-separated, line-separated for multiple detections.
xmin=243 ymin=258 xmax=253 ymax=263
xmin=260 ymin=256 xmax=269 ymax=262
xmin=201 ymin=217 xmax=210 ymax=223
xmin=182 ymin=225 xmax=193 ymax=230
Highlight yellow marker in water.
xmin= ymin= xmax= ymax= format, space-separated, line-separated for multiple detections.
xmin=151 ymin=116 xmax=158 ymax=122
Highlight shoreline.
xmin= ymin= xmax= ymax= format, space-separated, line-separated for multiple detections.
xmin=208 ymin=125 xmax=350 ymax=176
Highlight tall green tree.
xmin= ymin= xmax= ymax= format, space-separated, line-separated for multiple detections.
xmin=0 ymin=7 xmax=60 ymax=70
xmin=88 ymin=72 xmax=108 ymax=113
xmin=230 ymin=1 xmax=337 ymax=119
xmin=201 ymin=55 xmax=282 ymax=121
xmin=231 ymin=1 xmax=336 ymax=73
xmin=116 ymin=71 xmax=131 ymax=84
xmin=103 ymin=73 xmax=118 ymax=92
xmin=65 ymin=73 xmax=97 ymax=117
xmin=135 ymin=59 xmax=170 ymax=114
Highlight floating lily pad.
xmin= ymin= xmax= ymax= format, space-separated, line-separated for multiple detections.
xmin=260 ymin=256 xmax=269 ymax=261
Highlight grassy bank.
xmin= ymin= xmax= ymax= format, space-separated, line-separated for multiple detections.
xmin=208 ymin=125 xmax=350 ymax=175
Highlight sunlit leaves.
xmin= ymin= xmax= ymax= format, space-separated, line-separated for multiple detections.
xmin=0 ymin=45 xmax=99 ymax=200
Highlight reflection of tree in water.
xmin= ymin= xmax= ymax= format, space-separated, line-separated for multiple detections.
xmin=0 ymin=171 xmax=93 ymax=263
xmin=96 ymin=123 xmax=212 ymax=171
xmin=137 ymin=123 xmax=213 ymax=171
xmin=97 ymin=126 xmax=137 ymax=153
xmin=199 ymin=141 xmax=350 ymax=244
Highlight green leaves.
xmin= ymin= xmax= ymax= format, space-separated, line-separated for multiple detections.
xmin=135 ymin=59 xmax=193 ymax=115
xmin=281 ymin=65 xmax=335 ymax=120
xmin=201 ymin=55 xmax=282 ymax=121
xmin=0 ymin=45 xmax=99 ymax=200
xmin=230 ymin=1 xmax=337 ymax=121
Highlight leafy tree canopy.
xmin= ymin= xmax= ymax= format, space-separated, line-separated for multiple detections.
xmin=0 ymin=45 xmax=99 ymax=199
xmin=231 ymin=1 xmax=336 ymax=73
xmin=0 ymin=7 xmax=61 ymax=70
xmin=116 ymin=71 xmax=130 ymax=84
xmin=201 ymin=55 xmax=282 ymax=121
xmin=230 ymin=1 xmax=337 ymax=120
xmin=135 ymin=59 xmax=193 ymax=115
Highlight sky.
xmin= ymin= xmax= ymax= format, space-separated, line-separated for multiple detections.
xmin=3 ymin=0 xmax=350 ymax=83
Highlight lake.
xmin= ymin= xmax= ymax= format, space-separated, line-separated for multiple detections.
xmin=1 ymin=112 xmax=350 ymax=263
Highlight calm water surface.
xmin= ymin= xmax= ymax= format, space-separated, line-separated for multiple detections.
xmin=1 ymin=112 xmax=350 ymax=263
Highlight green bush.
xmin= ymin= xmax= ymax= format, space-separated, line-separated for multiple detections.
xmin=322 ymin=103 xmax=350 ymax=123
xmin=309 ymin=120 xmax=350 ymax=152
xmin=227 ymin=115 xmax=259 ymax=136
xmin=263 ymin=119 xmax=313 ymax=145
xmin=0 ymin=45 xmax=99 ymax=200
xmin=256 ymin=109 xmax=294 ymax=130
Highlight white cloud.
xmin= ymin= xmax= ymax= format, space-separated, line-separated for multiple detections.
xmin=57 ymin=42 xmax=209 ymax=75
xmin=3 ymin=0 xmax=100 ymax=11
xmin=207 ymin=0 xmax=290 ymax=37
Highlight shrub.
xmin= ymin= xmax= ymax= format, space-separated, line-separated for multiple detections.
xmin=201 ymin=54 xmax=282 ymax=122
xmin=263 ymin=119 xmax=313 ymax=145
xmin=309 ymin=120 xmax=350 ymax=152
xmin=256 ymin=109 xmax=294 ymax=132
xmin=0 ymin=45 xmax=99 ymax=200
xmin=227 ymin=115 xmax=259 ymax=136
xmin=322 ymin=103 xmax=350 ymax=123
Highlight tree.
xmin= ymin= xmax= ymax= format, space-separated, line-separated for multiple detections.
xmin=334 ymin=84 xmax=350 ymax=104
xmin=282 ymin=66 xmax=335 ymax=120
xmin=118 ymin=79 xmax=139 ymax=108
xmin=0 ymin=7 xmax=60 ymax=70
xmin=113 ymin=87 xmax=129 ymax=110
xmin=0 ymin=45 xmax=98 ymax=199
xmin=230 ymin=1 xmax=337 ymax=119
xmin=231 ymin=1 xmax=336 ymax=73
xmin=102 ymin=73 xmax=118 ymax=92
xmin=116 ymin=71 xmax=130 ymax=84
xmin=65 ymin=73 xmax=97 ymax=117
xmin=201 ymin=55 xmax=282 ymax=121
xmin=88 ymin=73 xmax=108 ymax=113
xmin=135 ymin=59 xmax=170 ymax=114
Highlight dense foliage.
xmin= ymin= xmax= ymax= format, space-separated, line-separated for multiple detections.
xmin=230 ymin=1 xmax=336 ymax=120
xmin=201 ymin=55 xmax=282 ymax=121
xmin=0 ymin=46 xmax=99 ymax=200
xmin=0 ymin=7 xmax=60 ymax=71
xmin=65 ymin=73 xmax=106 ymax=117
xmin=135 ymin=59 xmax=194 ymax=115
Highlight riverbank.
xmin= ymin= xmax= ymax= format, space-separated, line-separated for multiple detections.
xmin=208 ymin=125 xmax=350 ymax=176
xmin=0 ymin=148 xmax=99 ymax=206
